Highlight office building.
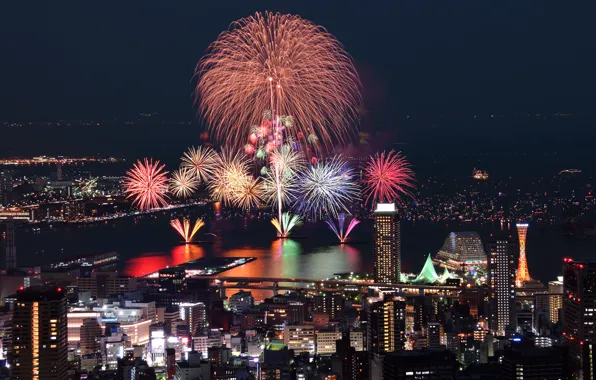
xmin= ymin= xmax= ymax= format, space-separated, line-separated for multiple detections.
xmin=488 ymin=238 xmax=515 ymax=336
xmin=382 ymin=350 xmax=458 ymax=380
xmin=175 ymin=351 xmax=210 ymax=380
xmin=80 ymin=318 xmax=101 ymax=355
xmin=563 ymin=259 xmax=596 ymax=369
xmin=179 ymin=302 xmax=206 ymax=336
xmin=426 ymin=322 xmax=441 ymax=350
xmin=350 ymin=329 xmax=365 ymax=352
xmin=373 ymin=203 xmax=400 ymax=283
xmin=583 ymin=342 xmax=596 ymax=380
xmin=548 ymin=277 xmax=564 ymax=324
xmin=367 ymin=294 xmax=406 ymax=379
xmin=316 ymin=328 xmax=342 ymax=355
xmin=77 ymin=271 xmax=138 ymax=298
xmin=501 ymin=346 xmax=568 ymax=380
xmin=335 ymin=332 xmax=368 ymax=380
xmin=283 ymin=324 xmax=315 ymax=355
xmin=11 ymin=286 xmax=68 ymax=379
xmin=67 ymin=312 xmax=102 ymax=343
xmin=229 ymin=290 xmax=254 ymax=314
xmin=158 ymin=267 xmax=186 ymax=293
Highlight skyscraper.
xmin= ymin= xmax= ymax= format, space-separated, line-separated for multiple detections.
xmin=11 ymin=286 xmax=68 ymax=379
xmin=373 ymin=203 xmax=400 ymax=283
xmin=488 ymin=238 xmax=515 ymax=336
xmin=515 ymin=223 xmax=531 ymax=286
xmin=563 ymin=258 xmax=596 ymax=370
xmin=367 ymin=294 xmax=406 ymax=379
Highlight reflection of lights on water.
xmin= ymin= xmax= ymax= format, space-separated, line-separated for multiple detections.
xmin=122 ymin=245 xmax=205 ymax=277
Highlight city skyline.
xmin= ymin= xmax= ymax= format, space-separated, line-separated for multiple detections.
xmin=0 ymin=2 xmax=595 ymax=379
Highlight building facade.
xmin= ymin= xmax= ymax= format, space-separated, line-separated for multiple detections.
xmin=488 ymin=238 xmax=515 ymax=336
xmin=373 ymin=203 xmax=400 ymax=283
xmin=283 ymin=325 xmax=315 ymax=355
xmin=563 ymin=259 xmax=596 ymax=370
xmin=11 ymin=286 xmax=68 ymax=379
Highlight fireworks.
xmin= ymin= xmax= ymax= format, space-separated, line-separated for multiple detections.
xmin=232 ymin=176 xmax=263 ymax=210
xmin=181 ymin=146 xmax=217 ymax=183
xmin=262 ymin=145 xmax=305 ymax=231
xmin=295 ymin=156 xmax=359 ymax=220
xmin=362 ymin=150 xmax=415 ymax=205
xmin=208 ymin=148 xmax=250 ymax=205
xmin=196 ymin=11 xmax=361 ymax=153
xmin=325 ymin=213 xmax=360 ymax=243
xmin=122 ymin=158 xmax=169 ymax=211
xmin=271 ymin=212 xmax=303 ymax=238
xmin=170 ymin=218 xmax=205 ymax=243
xmin=170 ymin=168 xmax=199 ymax=198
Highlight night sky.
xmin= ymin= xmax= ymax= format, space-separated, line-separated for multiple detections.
xmin=1 ymin=1 xmax=595 ymax=157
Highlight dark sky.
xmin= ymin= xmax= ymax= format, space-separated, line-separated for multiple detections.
xmin=1 ymin=1 xmax=595 ymax=157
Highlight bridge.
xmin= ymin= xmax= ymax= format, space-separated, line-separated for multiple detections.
xmin=192 ymin=275 xmax=460 ymax=297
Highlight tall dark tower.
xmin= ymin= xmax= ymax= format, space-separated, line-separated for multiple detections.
xmin=5 ymin=222 xmax=16 ymax=270
xmin=563 ymin=258 xmax=596 ymax=375
xmin=11 ymin=286 xmax=68 ymax=379
xmin=373 ymin=203 xmax=400 ymax=283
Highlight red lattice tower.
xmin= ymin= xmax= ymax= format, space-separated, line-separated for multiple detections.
xmin=515 ymin=223 xmax=531 ymax=286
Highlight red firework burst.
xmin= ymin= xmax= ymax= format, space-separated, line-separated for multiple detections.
xmin=123 ymin=158 xmax=170 ymax=211
xmin=362 ymin=150 xmax=415 ymax=206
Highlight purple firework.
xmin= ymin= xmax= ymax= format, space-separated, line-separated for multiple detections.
xmin=325 ymin=213 xmax=360 ymax=243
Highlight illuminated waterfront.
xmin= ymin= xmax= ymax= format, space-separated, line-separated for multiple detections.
xmin=8 ymin=207 xmax=594 ymax=291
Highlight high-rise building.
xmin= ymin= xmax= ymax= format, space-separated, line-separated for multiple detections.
xmin=548 ymin=277 xmax=564 ymax=324
xmin=582 ymin=342 xmax=596 ymax=380
xmin=179 ymin=302 xmax=206 ymax=336
xmin=563 ymin=258 xmax=596 ymax=370
xmin=488 ymin=238 xmax=515 ymax=336
xmin=515 ymin=223 xmax=531 ymax=286
xmin=11 ymin=286 xmax=68 ymax=379
xmin=367 ymin=294 xmax=406 ymax=379
xmin=80 ymin=318 xmax=101 ymax=355
xmin=373 ymin=203 xmax=400 ymax=283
